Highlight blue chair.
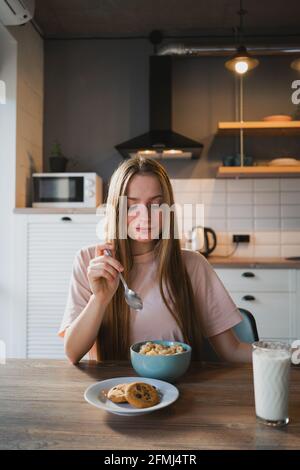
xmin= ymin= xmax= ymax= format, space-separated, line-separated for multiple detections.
xmin=201 ymin=308 xmax=259 ymax=362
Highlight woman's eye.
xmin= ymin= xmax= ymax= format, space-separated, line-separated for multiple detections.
xmin=128 ymin=204 xmax=139 ymax=214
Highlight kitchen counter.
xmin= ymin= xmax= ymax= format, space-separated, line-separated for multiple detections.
xmin=1 ymin=359 xmax=300 ymax=450
xmin=208 ymin=256 xmax=300 ymax=268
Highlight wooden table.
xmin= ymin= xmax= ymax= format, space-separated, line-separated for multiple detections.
xmin=1 ymin=360 xmax=300 ymax=450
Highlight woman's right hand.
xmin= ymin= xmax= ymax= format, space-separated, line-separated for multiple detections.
xmin=87 ymin=242 xmax=124 ymax=305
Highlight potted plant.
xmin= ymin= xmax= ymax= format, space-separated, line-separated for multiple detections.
xmin=49 ymin=141 xmax=68 ymax=172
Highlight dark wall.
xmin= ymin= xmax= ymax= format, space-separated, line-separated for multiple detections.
xmin=44 ymin=39 xmax=300 ymax=185
xmin=44 ymin=39 xmax=151 ymax=189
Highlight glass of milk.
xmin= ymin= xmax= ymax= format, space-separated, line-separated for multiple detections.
xmin=252 ymin=341 xmax=291 ymax=426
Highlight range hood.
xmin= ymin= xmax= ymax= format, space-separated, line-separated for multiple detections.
xmin=115 ymin=56 xmax=204 ymax=159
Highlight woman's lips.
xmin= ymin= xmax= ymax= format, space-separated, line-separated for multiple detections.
xmin=136 ymin=227 xmax=152 ymax=231
xmin=136 ymin=224 xmax=159 ymax=229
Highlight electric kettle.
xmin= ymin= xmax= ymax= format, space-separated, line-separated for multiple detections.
xmin=190 ymin=226 xmax=217 ymax=257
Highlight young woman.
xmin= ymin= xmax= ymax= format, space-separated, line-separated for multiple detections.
xmin=58 ymin=156 xmax=252 ymax=364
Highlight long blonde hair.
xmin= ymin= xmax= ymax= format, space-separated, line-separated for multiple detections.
xmin=96 ymin=156 xmax=203 ymax=361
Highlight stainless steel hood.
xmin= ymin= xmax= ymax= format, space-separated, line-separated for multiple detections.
xmin=115 ymin=56 xmax=204 ymax=159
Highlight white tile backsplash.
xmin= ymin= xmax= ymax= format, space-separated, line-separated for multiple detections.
xmin=281 ymin=231 xmax=300 ymax=244
xmin=254 ymin=245 xmax=281 ymax=258
xmin=200 ymin=192 xmax=227 ymax=205
xmin=254 ymin=179 xmax=280 ymax=192
xmin=217 ymin=231 xmax=231 ymax=244
xmin=227 ymin=218 xmax=254 ymax=231
xmin=231 ymin=243 xmax=255 ymax=257
xmin=254 ymin=192 xmax=280 ymax=205
xmin=254 ymin=205 xmax=280 ymax=218
xmin=171 ymin=179 xmax=201 ymax=192
xmin=226 ymin=179 xmax=253 ymax=192
xmin=280 ymin=192 xmax=300 ymax=205
xmin=254 ymin=231 xmax=281 ymax=245
xmin=281 ymin=218 xmax=300 ymax=229
xmin=210 ymin=244 xmax=232 ymax=256
xmin=280 ymin=179 xmax=300 ymax=191
xmin=204 ymin=218 xmax=228 ymax=231
xmin=254 ymin=218 xmax=280 ymax=230
xmin=204 ymin=205 xmax=226 ymax=218
xmin=227 ymin=192 xmax=253 ymax=205
xmin=281 ymin=245 xmax=300 ymax=257
xmin=200 ymin=179 xmax=227 ymax=193
xmin=227 ymin=205 xmax=253 ymax=218
xmin=171 ymin=177 xmax=300 ymax=258
xmin=281 ymin=205 xmax=300 ymax=218
xmin=175 ymin=191 xmax=202 ymax=205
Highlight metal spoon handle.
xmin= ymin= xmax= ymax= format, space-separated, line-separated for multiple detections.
xmin=104 ymin=248 xmax=127 ymax=289
xmin=103 ymin=248 xmax=143 ymax=310
xmin=118 ymin=271 xmax=127 ymax=289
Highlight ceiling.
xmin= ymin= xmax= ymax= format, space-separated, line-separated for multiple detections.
xmin=33 ymin=0 xmax=300 ymax=43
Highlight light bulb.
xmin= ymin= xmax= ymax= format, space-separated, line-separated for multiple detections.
xmin=235 ymin=60 xmax=249 ymax=74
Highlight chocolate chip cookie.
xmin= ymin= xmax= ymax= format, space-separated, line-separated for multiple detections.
xmin=107 ymin=383 xmax=128 ymax=403
xmin=125 ymin=382 xmax=160 ymax=408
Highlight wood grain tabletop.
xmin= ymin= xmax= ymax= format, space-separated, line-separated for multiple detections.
xmin=0 ymin=360 xmax=299 ymax=450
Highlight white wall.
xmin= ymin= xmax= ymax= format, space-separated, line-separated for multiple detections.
xmin=8 ymin=23 xmax=44 ymax=208
xmin=0 ymin=24 xmax=17 ymax=358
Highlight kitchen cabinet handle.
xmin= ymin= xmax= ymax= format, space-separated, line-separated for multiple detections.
xmin=61 ymin=216 xmax=72 ymax=222
xmin=242 ymin=295 xmax=256 ymax=301
xmin=242 ymin=272 xmax=255 ymax=278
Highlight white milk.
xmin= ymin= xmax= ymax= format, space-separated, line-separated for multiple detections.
xmin=252 ymin=344 xmax=291 ymax=424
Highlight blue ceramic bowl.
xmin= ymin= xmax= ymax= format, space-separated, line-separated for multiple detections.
xmin=130 ymin=340 xmax=192 ymax=383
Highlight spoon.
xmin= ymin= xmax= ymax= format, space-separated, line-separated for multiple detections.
xmin=104 ymin=249 xmax=143 ymax=310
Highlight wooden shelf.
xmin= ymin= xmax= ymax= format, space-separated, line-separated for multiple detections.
xmin=218 ymin=120 xmax=300 ymax=134
xmin=217 ymin=165 xmax=300 ymax=178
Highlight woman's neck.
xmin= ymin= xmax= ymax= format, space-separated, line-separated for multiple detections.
xmin=130 ymin=240 xmax=157 ymax=256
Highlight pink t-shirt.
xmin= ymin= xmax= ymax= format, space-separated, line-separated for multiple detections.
xmin=58 ymin=245 xmax=242 ymax=360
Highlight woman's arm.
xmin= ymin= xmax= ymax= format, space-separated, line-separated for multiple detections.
xmin=64 ymin=294 xmax=109 ymax=364
xmin=63 ymin=242 xmax=123 ymax=364
xmin=208 ymin=328 xmax=253 ymax=363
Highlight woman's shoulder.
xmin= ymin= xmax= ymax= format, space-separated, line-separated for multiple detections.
xmin=180 ymin=248 xmax=212 ymax=273
xmin=74 ymin=244 xmax=97 ymax=266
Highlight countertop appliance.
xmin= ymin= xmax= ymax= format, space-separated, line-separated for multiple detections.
xmin=32 ymin=172 xmax=102 ymax=208
xmin=191 ymin=226 xmax=217 ymax=257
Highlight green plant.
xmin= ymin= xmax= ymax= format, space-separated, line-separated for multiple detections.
xmin=50 ymin=141 xmax=63 ymax=157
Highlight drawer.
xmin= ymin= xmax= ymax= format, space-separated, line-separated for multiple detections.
xmin=215 ymin=269 xmax=291 ymax=292
xmin=230 ymin=292 xmax=292 ymax=339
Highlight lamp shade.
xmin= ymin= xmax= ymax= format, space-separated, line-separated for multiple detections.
xmin=291 ymin=58 xmax=300 ymax=71
xmin=225 ymin=46 xmax=259 ymax=74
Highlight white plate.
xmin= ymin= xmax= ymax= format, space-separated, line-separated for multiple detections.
xmin=269 ymin=158 xmax=300 ymax=166
xmin=84 ymin=376 xmax=179 ymax=416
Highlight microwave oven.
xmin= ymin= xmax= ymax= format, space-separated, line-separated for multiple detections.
xmin=32 ymin=172 xmax=102 ymax=208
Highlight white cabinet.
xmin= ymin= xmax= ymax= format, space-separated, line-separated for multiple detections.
xmin=14 ymin=214 xmax=103 ymax=359
xmin=215 ymin=268 xmax=298 ymax=342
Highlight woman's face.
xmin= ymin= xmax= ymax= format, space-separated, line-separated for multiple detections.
xmin=126 ymin=174 xmax=163 ymax=243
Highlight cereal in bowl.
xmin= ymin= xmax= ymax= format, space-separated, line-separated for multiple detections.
xmin=139 ymin=341 xmax=185 ymax=356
